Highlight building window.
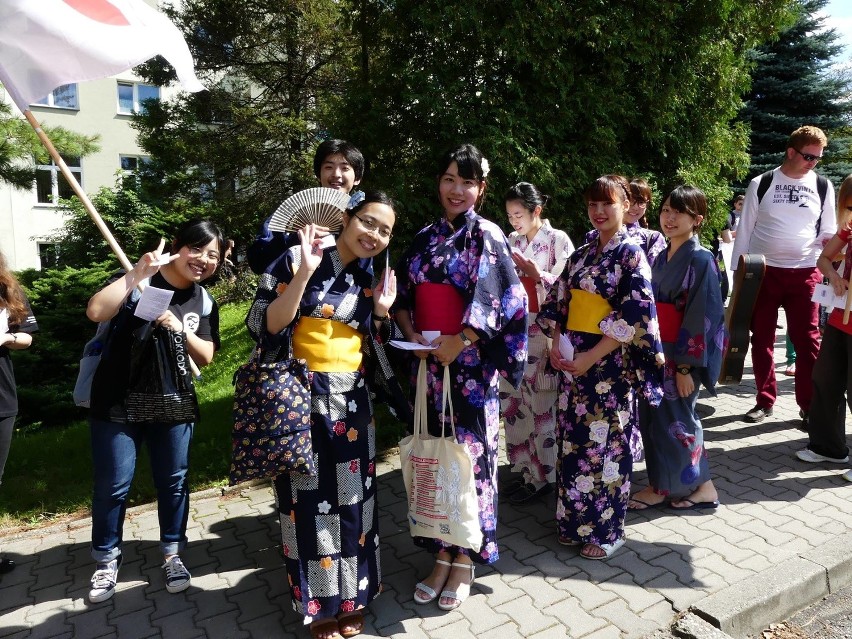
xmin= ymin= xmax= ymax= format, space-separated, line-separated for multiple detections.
xmin=35 ymin=155 xmax=81 ymax=204
xmin=32 ymin=84 xmax=79 ymax=109
xmin=117 ymin=82 xmax=160 ymax=115
xmin=37 ymin=243 xmax=60 ymax=270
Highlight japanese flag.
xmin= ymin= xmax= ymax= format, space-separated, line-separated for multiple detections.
xmin=0 ymin=0 xmax=204 ymax=109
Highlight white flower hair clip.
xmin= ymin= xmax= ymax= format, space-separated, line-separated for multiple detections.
xmin=480 ymin=158 xmax=490 ymax=178
xmin=346 ymin=190 xmax=366 ymax=210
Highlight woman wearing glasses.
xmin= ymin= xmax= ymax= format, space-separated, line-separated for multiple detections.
xmin=248 ymin=191 xmax=406 ymax=639
xmin=500 ymin=182 xmax=573 ymax=503
xmin=85 ymin=219 xmax=225 ymax=603
xmin=395 ymin=144 xmax=527 ymax=611
xmin=538 ymin=175 xmax=663 ymax=560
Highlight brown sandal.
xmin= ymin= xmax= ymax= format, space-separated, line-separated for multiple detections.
xmin=337 ymin=611 xmax=364 ymax=638
xmin=310 ymin=618 xmax=341 ymax=639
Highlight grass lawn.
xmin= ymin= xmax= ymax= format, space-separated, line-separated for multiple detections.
xmin=0 ymin=301 xmax=408 ymax=531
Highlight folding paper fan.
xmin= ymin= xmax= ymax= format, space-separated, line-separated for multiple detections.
xmin=267 ymin=187 xmax=350 ymax=233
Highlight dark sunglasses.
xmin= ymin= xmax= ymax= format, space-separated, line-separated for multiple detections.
xmin=795 ymin=149 xmax=822 ymax=163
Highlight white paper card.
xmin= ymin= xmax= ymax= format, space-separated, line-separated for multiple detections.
xmin=151 ymin=252 xmax=172 ymax=266
xmin=421 ymin=330 xmax=441 ymax=343
xmin=389 ymin=340 xmax=437 ymax=351
xmin=317 ymin=234 xmax=336 ymax=249
xmin=134 ymin=285 xmax=175 ymax=321
xmin=0 ymin=308 xmax=7 ymax=335
xmin=559 ymin=333 xmax=574 ymax=382
xmin=812 ymin=283 xmax=849 ymax=310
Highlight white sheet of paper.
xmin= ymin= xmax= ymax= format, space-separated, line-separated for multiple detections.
xmin=317 ymin=234 xmax=336 ymax=250
xmin=0 ymin=308 xmax=7 ymax=335
xmin=812 ymin=283 xmax=849 ymax=310
xmin=421 ymin=330 xmax=440 ymax=343
xmin=559 ymin=333 xmax=574 ymax=382
xmin=384 ymin=251 xmax=390 ymax=291
xmin=389 ymin=340 xmax=437 ymax=351
xmin=151 ymin=252 xmax=172 ymax=266
xmin=134 ymin=285 xmax=175 ymax=321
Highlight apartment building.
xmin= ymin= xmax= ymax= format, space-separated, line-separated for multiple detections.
xmin=0 ymin=71 xmax=178 ymax=271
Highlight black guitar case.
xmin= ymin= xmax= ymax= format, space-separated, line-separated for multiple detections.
xmin=719 ymin=254 xmax=766 ymax=384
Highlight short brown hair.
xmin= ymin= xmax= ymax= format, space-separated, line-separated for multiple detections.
xmin=787 ymin=125 xmax=828 ymax=150
xmin=629 ymin=178 xmax=652 ymax=206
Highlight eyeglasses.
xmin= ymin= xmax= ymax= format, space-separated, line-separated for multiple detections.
xmin=187 ymin=247 xmax=221 ymax=263
xmin=795 ymin=149 xmax=823 ymax=163
xmin=353 ymin=213 xmax=392 ymax=239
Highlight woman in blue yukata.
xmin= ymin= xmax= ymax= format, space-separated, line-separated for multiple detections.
xmin=538 ymin=174 xmax=664 ymax=560
xmin=629 ymin=186 xmax=725 ymax=511
xmin=394 ymin=144 xmax=527 ymax=610
xmin=247 ymin=192 xmax=406 ymax=639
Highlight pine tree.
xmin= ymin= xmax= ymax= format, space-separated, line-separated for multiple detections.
xmin=739 ymin=0 xmax=852 ymax=185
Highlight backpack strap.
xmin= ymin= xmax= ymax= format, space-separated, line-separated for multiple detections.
xmin=815 ymin=174 xmax=829 ymax=236
xmin=756 ymin=170 xmax=774 ymax=204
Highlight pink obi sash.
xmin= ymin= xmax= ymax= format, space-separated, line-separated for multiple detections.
xmin=415 ymin=283 xmax=465 ymax=335
xmin=656 ymin=302 xmax=683 ymax=343
xmin=520 ymin=277 xmax=539 ymax=313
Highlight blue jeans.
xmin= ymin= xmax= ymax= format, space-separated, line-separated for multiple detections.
xmin=90 ymin=418 xmax=194 ymax=562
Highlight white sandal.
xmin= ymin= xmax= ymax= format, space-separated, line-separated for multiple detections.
xmin=414 ymin=559 xmax=452 ymax=604
xmin=580 ymin=538 xmax=625 ymax=561
xmin=437 ymin=561 xmax=475 ymax=611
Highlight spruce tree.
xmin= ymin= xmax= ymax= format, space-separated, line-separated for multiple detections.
xmin=739 ymin=0 xmax=852 ymax=185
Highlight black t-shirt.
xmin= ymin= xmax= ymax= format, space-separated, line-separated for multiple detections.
xmin=0 ymin=297 xmax=38 ymax=418
xmin=90 ymin=272 xmax=220 ymax=423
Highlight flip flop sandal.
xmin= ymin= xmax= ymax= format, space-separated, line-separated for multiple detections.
xmin=309 ymin=618 xmax=341 ymax=639
xmin=580 ymin=538 xmax=626 ymax=560
xmin=669 ymin=498 xmax=719 ymax=511
xmin=337 ymin=611 xmax=364 ymax=639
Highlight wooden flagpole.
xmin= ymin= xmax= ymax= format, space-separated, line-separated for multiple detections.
xmin=21 ymin=109 xmax=134 ymax=273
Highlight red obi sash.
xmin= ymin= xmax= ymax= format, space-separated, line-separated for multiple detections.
xmin=656 ymin=302 xmax=683 ymax=343
xmin=415 ymin=283 xmax=465 ymax=335
xmin=520 ymin=276 xmax=539 ymax=313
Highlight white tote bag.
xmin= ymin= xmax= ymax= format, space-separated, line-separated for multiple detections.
xmin=399 ymin=360 xmax=482 ymax=551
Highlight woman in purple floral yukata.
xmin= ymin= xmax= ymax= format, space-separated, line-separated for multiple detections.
xmin=394 ymin=144 xmax=527 ymax=611
xmin=538 ymin=174 xmax=664 ymax=560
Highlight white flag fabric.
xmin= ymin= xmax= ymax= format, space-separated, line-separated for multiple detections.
xmin=0 ymin=0 xmax=204 ymax=109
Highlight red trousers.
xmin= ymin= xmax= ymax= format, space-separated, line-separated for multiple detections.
xmin=749 ymin=266 xmax=821 ymax=411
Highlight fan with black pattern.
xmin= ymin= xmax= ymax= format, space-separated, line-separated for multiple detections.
xmin=267 ymin=187 xmax=350 ymax=233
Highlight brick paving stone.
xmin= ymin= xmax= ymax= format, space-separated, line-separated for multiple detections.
xmin=108 ymin=607 xmax=158 ymax=639
xmin=588 ymin=598 xmax=659 ymax=638
xmin=597 ymin=576 xmax=667 ymax=613
xmin=643 ymin=572 xmax=708 ymax=611
xmin=495 ymin=594 xmax=559 ymax=635
xmin=496 ymin=531 xmax=550 ymax=562
xmin=508 ymin=573 xmax=569 ymax=609
xmin=476 ymin=570 xmax=525 ymax=608
xmin=538 ymin=595 xmax=607 ymax=637
xmin=148 ymin=610 xmax=204 ymax=639
xmin=478 ymin=624 xmax=525 ymax=639
xmin=604 ymin=548 xmax=668 ymax=585
xmin=234 ymin=611 xmax=287 ymax=639
xmin=579 ymin=624 xmax=624 ymax=639
xmin=552 ymin=573 xmax=619 ymax=608
xmin=524 ymin=550 xmax=583 ymax=581
xmin=418 ymin=609 xmax=464 ymax=633
xmin=193 ymin=610 xmax=249 ymax=639
xmin=66 ymin=610 xmax=118 ymax=638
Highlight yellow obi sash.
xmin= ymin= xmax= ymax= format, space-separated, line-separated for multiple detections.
xmin=565 ymin=289 xmax=613 ymax=335
xmin=292 ymin=317 xmax=363 ymax=372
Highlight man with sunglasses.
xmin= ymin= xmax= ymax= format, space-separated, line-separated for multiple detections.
xmin=732 ymin=125 xmax=836 ymax=426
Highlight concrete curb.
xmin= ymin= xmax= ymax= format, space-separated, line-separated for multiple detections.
xmin=689 ymin=531 xmax=852 ymax=638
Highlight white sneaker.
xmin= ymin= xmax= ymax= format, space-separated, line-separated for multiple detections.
xmin=89 ymin=555 xmax=122 ymax=603
xmin=162 ymin=555 xmax=191 ymax=593
xmin=796 ymin=448 xmax=849 ymax=464
xmin=843 ymin=469 xmax=852 ymax=483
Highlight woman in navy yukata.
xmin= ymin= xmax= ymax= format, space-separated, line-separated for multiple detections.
xmin=629 ymin=186 xmax=725 ymax=511
xmin=538 ymin=174 xmax=664 ymax=560
xmin=248 ymin=192 xmax=405 ymax=639
xmin=394 ymin=144 xmax=527 ymax=610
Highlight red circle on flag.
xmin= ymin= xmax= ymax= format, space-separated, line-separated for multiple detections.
xmin=61 ymin=0 xmax=130 ymax=26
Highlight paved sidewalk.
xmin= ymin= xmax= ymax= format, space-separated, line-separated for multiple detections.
xmin=3 ymin=329 xmax=852 ymax=639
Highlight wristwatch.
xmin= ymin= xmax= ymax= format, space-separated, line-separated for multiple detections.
xmin=676 ymin=365 xmax=693 ymax=375
xmin=458 ymin=329 xmax=473 ymax=347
